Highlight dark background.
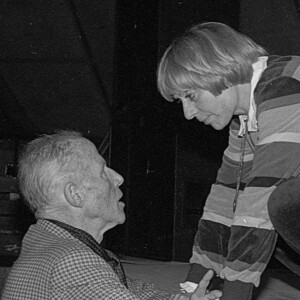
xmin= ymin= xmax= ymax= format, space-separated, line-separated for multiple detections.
xmin=1 ymin=0 xmax=300 ymax=263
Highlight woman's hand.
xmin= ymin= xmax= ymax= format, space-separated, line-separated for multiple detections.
xmin=170 ymin=270 xmax=222 ymax=300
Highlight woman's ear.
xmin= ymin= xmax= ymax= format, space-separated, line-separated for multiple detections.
xmin=64 ymin=182 xmax=85 ymax=208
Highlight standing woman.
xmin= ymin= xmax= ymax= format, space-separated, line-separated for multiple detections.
xmin=157 ymin=22 xmax=300 ymax=300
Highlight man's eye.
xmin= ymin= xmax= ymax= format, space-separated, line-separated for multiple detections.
xmin=102 ymin=166 xmax=108 ymax=178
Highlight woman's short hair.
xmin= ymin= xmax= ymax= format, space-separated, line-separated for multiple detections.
xmin=157 ymin=22 xmax=267 ymax=101
xmin=18 ymin=131 xmax=89 ymax=214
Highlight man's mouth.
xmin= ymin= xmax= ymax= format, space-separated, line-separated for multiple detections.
xmin=117 ymin=191 xmax=123 ymax=200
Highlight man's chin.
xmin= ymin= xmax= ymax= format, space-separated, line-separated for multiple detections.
xmin=117 ymin=205 xmax=126 ymax=224
xmin=117 ymin=214 xmax=126 ymax=225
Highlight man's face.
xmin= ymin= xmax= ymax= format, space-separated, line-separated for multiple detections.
xmin=82 ymin=142 xmax=125 ymax=227
xmin=173 ymin=87 xmax=237 ymax=130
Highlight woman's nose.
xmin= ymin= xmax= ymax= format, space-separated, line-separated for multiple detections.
xmin=182 ymin=100 xmax=196 ymax=120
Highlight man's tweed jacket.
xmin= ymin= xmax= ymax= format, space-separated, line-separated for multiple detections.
xmin=1 ymin=219 xmax=171 ymax=299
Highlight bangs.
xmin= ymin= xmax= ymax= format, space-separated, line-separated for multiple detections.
xmin=158 ymin=48 xmax=204 ymax=101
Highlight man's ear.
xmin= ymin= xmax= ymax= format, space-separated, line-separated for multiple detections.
xmin=64 ymin=182 xmax=85 ymax=208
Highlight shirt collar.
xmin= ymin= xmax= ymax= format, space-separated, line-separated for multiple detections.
xmin=238 ymin=56 xmax=268 ymax=137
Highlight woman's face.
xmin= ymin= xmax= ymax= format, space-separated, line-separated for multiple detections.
xmin=173 ymin=87 xmax=238 ymax=130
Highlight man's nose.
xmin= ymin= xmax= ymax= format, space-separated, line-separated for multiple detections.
xmin=182 ymin=100 xmax=196 ymax=120
xmin=112 ymin=169 xmax=124 ymax=186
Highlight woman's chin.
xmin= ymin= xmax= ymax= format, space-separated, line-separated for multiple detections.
xmin=211 ymin=123 xmax=225 ymax=130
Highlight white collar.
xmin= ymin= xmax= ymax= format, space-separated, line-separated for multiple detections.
xmin=238 ymin=56 xmax=268 ymax=137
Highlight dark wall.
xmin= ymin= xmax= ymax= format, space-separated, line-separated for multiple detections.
xmin=0 ymin=0 xmax=116 ymax=141
xmin=239 ymin=0 xmax=300 ymax=55
xmin=107 ymin=0 xmax=239 ymax=261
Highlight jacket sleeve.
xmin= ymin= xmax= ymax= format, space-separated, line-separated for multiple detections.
xmin=50 ymin=249 xmax=171 ymax=300
xmin=127 ymin=277 xmax=171 ymax=300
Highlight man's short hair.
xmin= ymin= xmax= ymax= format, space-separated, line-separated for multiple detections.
xmin=18 ymin=130 xmax=90 ymax=215
xmin=157 ymin=22 xmax=267 ymax=101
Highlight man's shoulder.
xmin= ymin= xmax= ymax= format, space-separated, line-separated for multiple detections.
xmin=21 ymin=220 xmax=97 ymax=262
xmin=11 ymin=220 xmax=110 ymax=284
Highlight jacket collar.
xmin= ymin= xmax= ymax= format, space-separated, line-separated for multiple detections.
xmin=238 ymin=56 xmax=268 ymax=137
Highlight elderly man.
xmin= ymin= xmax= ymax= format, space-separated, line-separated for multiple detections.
xmin=1 ymin=131 xmax=221 ymax=300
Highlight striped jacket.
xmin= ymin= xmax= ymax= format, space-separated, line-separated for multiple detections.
xmin=190 ymin=55 xmax=300 ymax=287
xmin=1 ymin=219 xmax=171 ymax=300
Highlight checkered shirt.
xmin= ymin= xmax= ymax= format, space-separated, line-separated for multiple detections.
xmin=1 ymin=219 xmax=171 ymax=299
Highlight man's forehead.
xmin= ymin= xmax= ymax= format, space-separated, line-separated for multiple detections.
xmin=96 ymin=153 xmax=106 ymax=165
xmin=81 ymin=140 xmax=106 ymax=164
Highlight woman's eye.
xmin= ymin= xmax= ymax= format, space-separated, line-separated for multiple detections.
xmin=187 ymin=94 xmax=196 ymax=101
xmin=173 ymin=98 xmax=181 ymax=104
